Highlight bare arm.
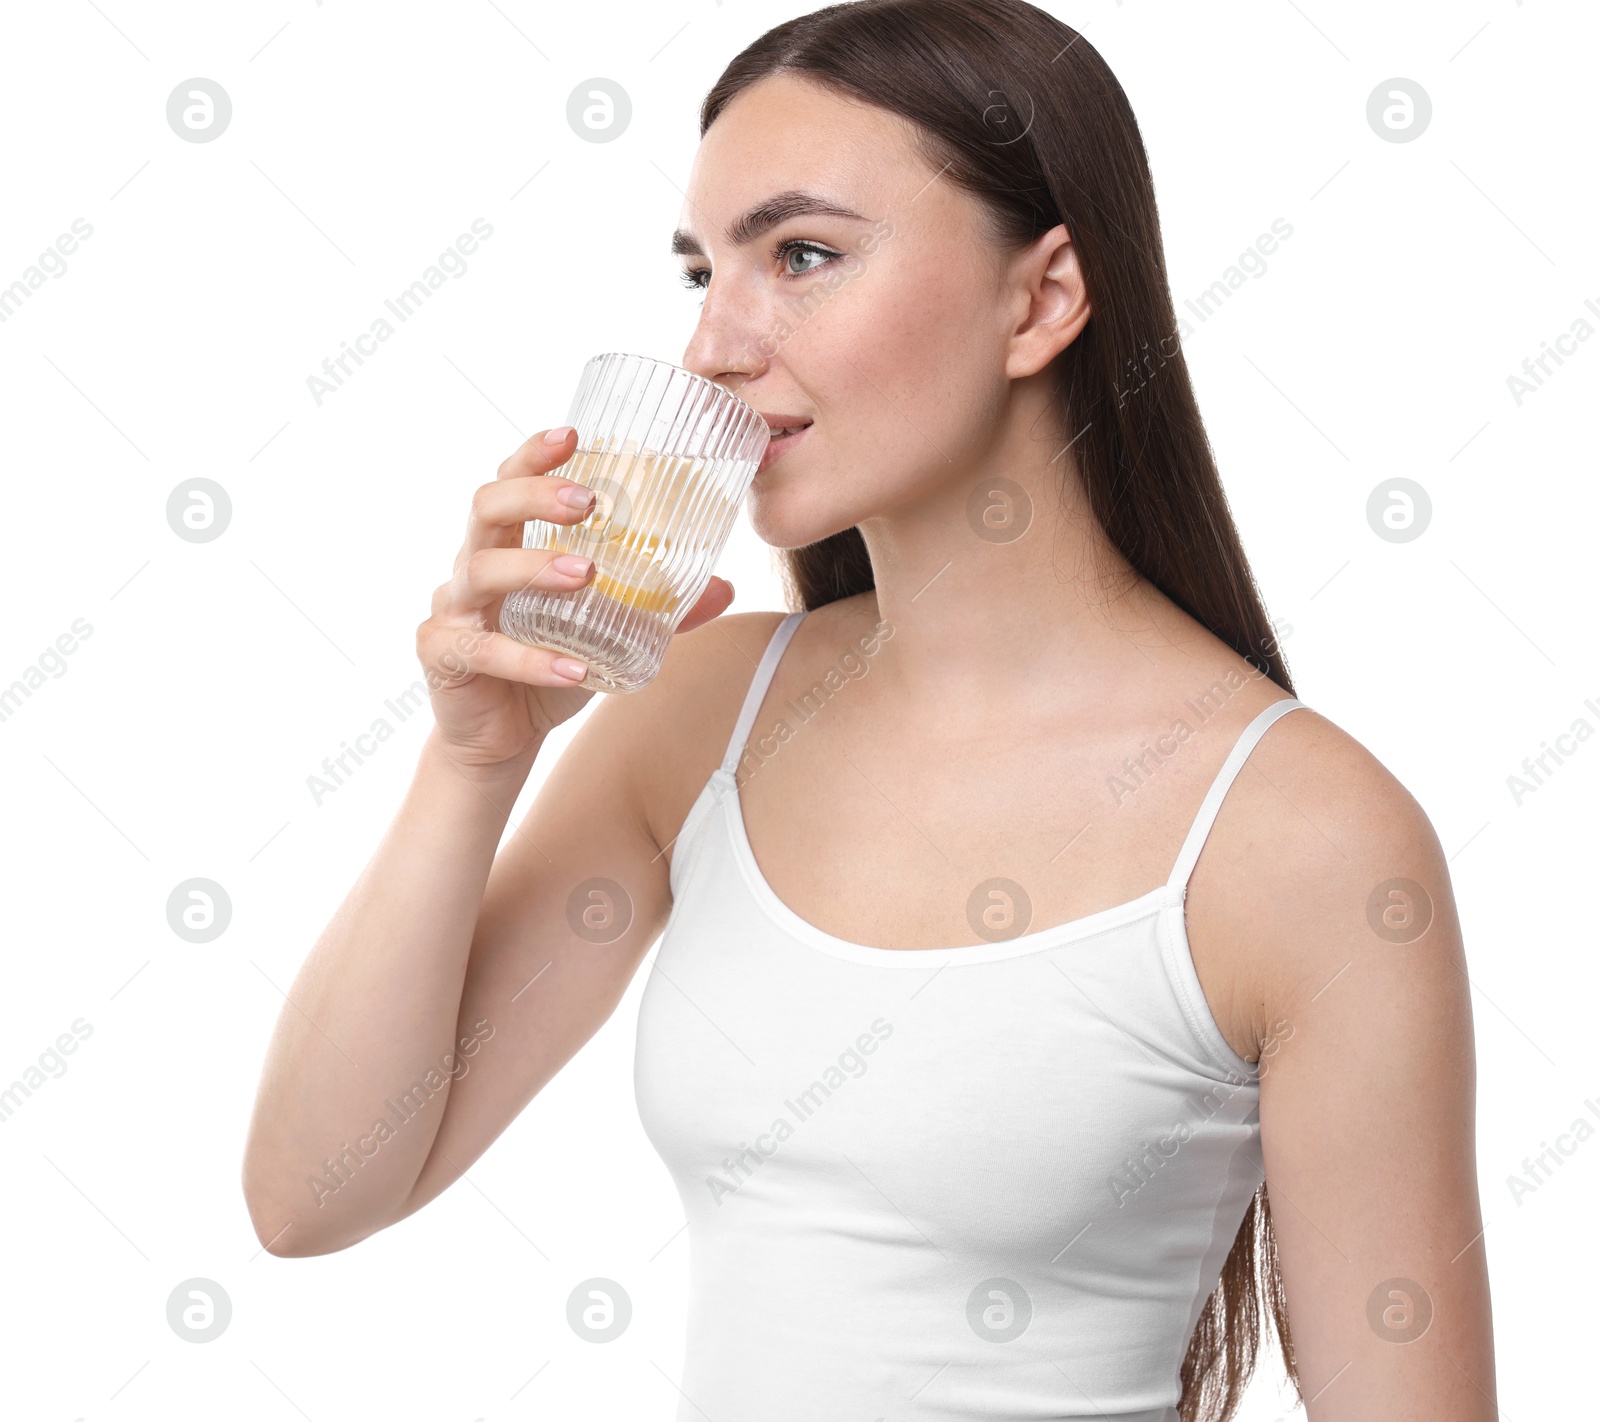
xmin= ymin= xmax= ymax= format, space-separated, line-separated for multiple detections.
xmin=240 ymin=733 xmax=545 ymax=1256
xmin=1227 ymin=718 xmax=1496 ymax=1417
xmin=240 ymin=423 xmax=737 ymax=1257
xmin=390 ymin=611 xmax=777 ymax=1224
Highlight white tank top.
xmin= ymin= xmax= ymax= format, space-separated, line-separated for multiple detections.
xmin=635 ymin=610 xmax=1308 ymax=1421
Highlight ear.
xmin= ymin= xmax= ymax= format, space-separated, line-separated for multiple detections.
xmin=1003 ymin=223 xmax=1091 ymax=379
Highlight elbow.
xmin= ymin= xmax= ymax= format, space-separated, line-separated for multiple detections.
xmin=245 ymin=1197 xmax=370 ymax=1259
xmin=244 ymin=1189 xmax=323 ymax=1258
xmin=242 ymin=1160 xmax=368 ymax=1259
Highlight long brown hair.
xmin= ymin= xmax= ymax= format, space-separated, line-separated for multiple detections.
xmin=700 ymin=1 xmax=1300 ymax=1416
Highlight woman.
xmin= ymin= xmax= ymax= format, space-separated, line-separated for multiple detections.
xmin=242 ymin=1 xmax=1497 ymax=1417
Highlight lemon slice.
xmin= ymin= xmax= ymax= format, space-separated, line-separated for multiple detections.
xmin=590 ymin=545 xmax=677 ymax=613
xmin=553 ymin=442 xmax=731 ymax=616
xmin=592 ymin=567 xmax=677 ymax=613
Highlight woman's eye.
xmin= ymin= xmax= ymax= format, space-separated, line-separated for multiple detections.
xmin=678 ymin=242 xmax=836 ymax=295
xmin=780 ymin=241 xmax=835 ymax=276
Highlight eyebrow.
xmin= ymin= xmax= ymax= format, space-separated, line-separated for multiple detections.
xmin=670 ymin=190 xmax=869 ymax=258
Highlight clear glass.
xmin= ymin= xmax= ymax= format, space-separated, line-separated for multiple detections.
xmin=498 ymin=352 xmax=770 ymax=693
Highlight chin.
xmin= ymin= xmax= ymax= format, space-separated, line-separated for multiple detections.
xmin=746 ymin=485 xmax=859 ymax=553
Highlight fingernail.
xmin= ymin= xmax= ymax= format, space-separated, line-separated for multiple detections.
xmin=553 ymin=657 xmax=588 ymax=681
xmin=557 ymin=484 xmax=595 ymax=509
xmin=554 ymin=554 xmax=593 ymax=576
xmin=544 ymin=426 xmax=574 ymax=445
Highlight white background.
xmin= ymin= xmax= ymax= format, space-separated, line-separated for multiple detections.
xmin=1 ymin=0 xmax=1594 ymax=1418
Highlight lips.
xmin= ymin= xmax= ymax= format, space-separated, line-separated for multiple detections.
xmin=759 ymin=415 xmax=813 ymax=438
xmin=759 ymin=419 xmax=811 ymax=471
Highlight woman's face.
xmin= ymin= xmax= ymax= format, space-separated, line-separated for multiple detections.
xmin=676 ymin=73 xmax=1074 ymax=551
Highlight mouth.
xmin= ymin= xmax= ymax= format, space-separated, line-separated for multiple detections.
xmin=758 ymin=416 xmax=812 ymax=471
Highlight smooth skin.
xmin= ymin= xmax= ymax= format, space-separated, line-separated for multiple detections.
xmin=242 ymin=71 xmax=1495 ymax=1419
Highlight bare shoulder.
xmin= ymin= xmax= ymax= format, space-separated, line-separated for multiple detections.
xmin=1205 ymin=707 xmax=1493 ymax=1405
xmin=617 ymin=607 xmax=791 ymax=866
xmin=1191 ymin=699 xmax=1466 ymax=1060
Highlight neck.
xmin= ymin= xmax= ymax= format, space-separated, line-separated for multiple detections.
xmin=849 ymin=396 xmax=1185 ymax=726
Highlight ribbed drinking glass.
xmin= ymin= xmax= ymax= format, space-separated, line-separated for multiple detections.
xmin=499 ymin=352 xmax=770 ymax=693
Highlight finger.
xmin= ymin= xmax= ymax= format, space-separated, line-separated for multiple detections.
xmin=496 ymin=426 xmax=577 ymax=483
xmin=443 ymin=547 xmax=596 ymax=617
xmin=465 ymin=474 xmax=596 ymax=557
xmin=459 ymin=426 xmax=585 ymax=558
xmin=420 ymin=622 xmax=591 ymax=689
xmin=676 ymin=576 xmax=735 ymax=635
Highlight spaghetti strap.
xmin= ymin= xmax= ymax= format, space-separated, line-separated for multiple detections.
xmin=1165 ymin=698 xmax=1309 ymax=893
xmin=720 ymin=611 xmax=808 ymax=775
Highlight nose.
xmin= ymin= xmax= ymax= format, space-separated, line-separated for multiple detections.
xmin=680 ymin=277 xmax=768 ymax=396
